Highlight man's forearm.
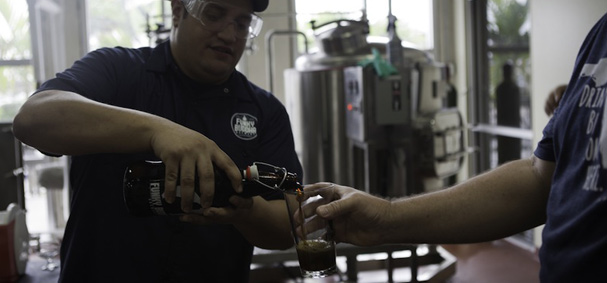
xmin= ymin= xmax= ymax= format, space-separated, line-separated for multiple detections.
xmin=385 ymin=158 xmax=551 ymax=244
xmin=233 ymin=198 xmax=293 ymax=250
xmin=13 ymin=90 xmax=168 ymax=156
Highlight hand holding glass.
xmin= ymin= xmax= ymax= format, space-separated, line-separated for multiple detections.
xmin=284 ymin=188 xmax=337 ymax=278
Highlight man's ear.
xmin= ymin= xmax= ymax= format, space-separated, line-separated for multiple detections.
xmin=170 ymin=0 xmax=184 ymax=28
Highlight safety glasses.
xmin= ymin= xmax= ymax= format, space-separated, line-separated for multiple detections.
xmin=182 ymin=0 xmax=263 ymax=39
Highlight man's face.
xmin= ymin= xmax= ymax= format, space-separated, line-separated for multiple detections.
xmin=170 ymin=0 xmax=255 ymax=84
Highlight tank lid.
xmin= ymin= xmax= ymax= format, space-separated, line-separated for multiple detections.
xmin=312 ymin=19 xmax=370 ymax=56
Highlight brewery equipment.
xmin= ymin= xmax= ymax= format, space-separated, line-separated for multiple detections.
xmin=284 ymin=19 xmax=372 ymax=186
xmin=284 ymin=18 xmax=465 ymax=196
xmin=258 ymin=13 xmax=464 ymax=282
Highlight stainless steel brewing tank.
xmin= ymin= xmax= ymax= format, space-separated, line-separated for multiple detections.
xmin=284 ymin=20 xmax=375 ymax=185
xmin=285 ymin=48 xmax=376 ymax=185
xmin=285 ymin=18 xmax=432 ymax=185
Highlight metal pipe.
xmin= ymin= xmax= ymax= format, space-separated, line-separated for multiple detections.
xmin=265 ymin=30 xmax=309 ymax=94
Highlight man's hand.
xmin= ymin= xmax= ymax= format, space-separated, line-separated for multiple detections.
xmin=545 ymin=84 xmax=567 ymax=116
xmin=149 ymin=122 xmax=242 ymax=213
xmin=303 ymin=182 xmax=392 ymax=246
xmin=180 ymin=196 xmax=293 ymax=249
xmin=12 ymin=90 xmax=243 ymax=213
xmin=179 ymin=195 xmax=254 ymax=225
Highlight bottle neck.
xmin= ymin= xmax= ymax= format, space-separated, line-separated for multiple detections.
xmin=243 ymin=163 xmax=301 ymax=192
xmin=256 ymin=172 xmax=300 ymax=190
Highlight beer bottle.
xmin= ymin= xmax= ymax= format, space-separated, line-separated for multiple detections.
xmin=123 ymin=160 xmax=301 ymax=216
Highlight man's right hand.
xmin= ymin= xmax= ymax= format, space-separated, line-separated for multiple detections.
xmin=148 ymin=122 xmax=242 ymax=213
xmin=303 ymin=182 xmax=392 ymax=246
xmin=12 ymin=90 xmax=242 ymax=214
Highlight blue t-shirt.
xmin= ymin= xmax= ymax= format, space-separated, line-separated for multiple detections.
xmin=534 ymin=13 xmax=607 ymax=282
xmin=36 ymin=41 xmax=303 ymax=282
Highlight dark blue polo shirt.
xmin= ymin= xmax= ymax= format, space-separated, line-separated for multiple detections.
xmin=36 ymin=41 xmax=302 ymax=282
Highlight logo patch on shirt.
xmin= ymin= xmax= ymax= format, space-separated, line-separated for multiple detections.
xmin=231 ymin=113 xmax=258 ymax=140
xmin=580 ymin=58 xmax=607 ymax=87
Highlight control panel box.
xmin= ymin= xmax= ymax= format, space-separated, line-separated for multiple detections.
xmin=344 ymin=66 xmax=411 ymax=142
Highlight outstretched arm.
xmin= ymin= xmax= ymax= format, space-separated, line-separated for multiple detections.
xmin=306 ymin=155 xmax=554 ymax=246
xmin=12 ymin=90 xmax=242 ymax=211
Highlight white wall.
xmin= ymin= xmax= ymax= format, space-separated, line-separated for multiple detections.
xmin=530 ymin=1 xmax=607 ymax=146
xmin=239 ymin=1 xmax=297 ymax=104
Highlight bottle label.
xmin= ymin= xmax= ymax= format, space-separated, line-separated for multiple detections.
xmin=148 ymin=179 xmax=204 ymax=215
xmin=174 ymin=185 xmax=203 ymax=214
xmin=149 ymin=181 xmax=167 ymax=216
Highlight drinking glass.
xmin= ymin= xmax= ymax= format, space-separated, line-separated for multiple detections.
xmin=39 ymin=235 xmax=61 ymax=271
xmin=284 ymin=188 xmax=338 ymax=278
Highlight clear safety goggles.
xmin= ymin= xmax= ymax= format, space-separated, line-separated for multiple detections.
xmin=182 ymin=0 xmax=263 ymax=39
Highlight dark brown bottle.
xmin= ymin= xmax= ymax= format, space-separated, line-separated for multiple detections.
xmin=123 ymin=160 xmax=301 ymax=216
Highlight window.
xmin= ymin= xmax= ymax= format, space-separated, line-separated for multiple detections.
xmin=1 ymin=1 xmax=69 ymax=235
xmin=295 ymin=0 xmax=433 ymax=51
xmin=487 ymin=0 xmax=531 ymax=168
xmin=468 ymin=0 xmax=533 ymax=246
xmin=468 ymin=0 xmax=531 ymax=171
xmin=0 ymin=2 xmax=35 ymax=123
xmin=87 ymin=0 xmax=170 ymax=50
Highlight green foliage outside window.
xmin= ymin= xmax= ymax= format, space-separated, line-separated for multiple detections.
xmin=0 ymin=2 xmax=34 ymax=122
xmin=88 ymin=0 xmax=170 ymax=50
xmin=487 ymin=0 xmax=530 ymax=107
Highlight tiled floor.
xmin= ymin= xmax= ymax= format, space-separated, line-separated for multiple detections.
xmin=17 ymin=239 xmax=540 ymax=283
xmin=443 ymin=240 xmax=540 ymax=283
xmin=250 ymin=239 xmax=541 ymax=282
